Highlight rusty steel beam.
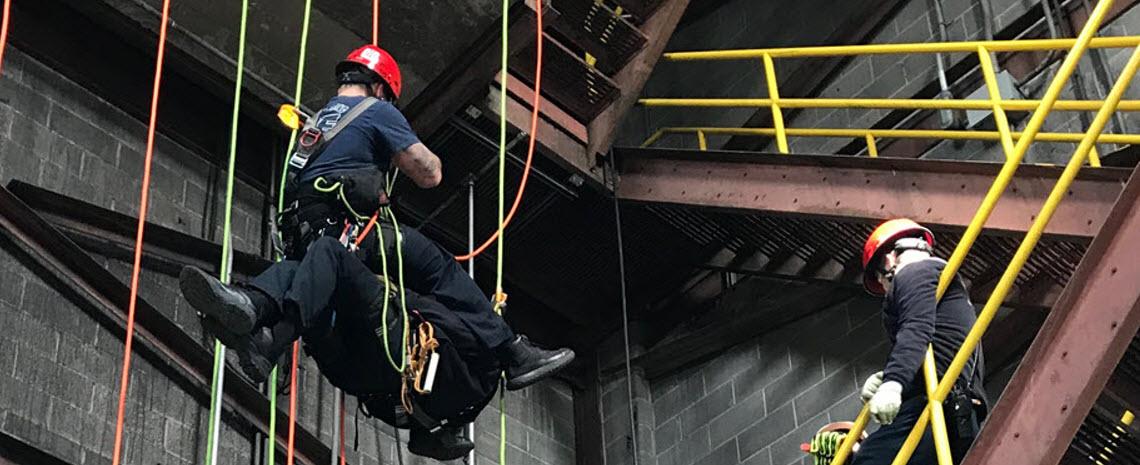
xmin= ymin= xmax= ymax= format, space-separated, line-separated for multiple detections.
xmin=962 ymin=163 xmax=1140 ymax=465
xmin=0 ymin=185 xmax=331 ymax=465
xmin=587 ymin=0 xmax=692 ymax=170
xmin=616 ymin=148 xmax=1130 ymax=239
xmin=402 ymin=0 xmax=543 ymax=139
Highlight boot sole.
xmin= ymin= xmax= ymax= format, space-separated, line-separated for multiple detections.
xmin=180 ymin=267 xmax=257 ymax=334
xmin=506 ymin=350 xmax=576 ymax=391
xmin=201 ymin=317 xmax=271 ymax=384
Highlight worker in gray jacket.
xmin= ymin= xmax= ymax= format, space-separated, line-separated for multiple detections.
xmin=853 ymin=219 xmax=988 ymax=465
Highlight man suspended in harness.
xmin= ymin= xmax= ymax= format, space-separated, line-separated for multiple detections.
xmin=178 ymin=45 xmax=574 ymax=459
xmin=851 ymin=219 xmax=989 ymax=465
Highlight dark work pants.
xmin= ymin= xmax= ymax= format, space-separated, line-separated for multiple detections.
xmin=360 ymin=221 xmax=515 ymax=350
xmin=851 ymin=397 xmax=977 ymax=465
xmin=253 ymin=237 xmax=388 ymax=337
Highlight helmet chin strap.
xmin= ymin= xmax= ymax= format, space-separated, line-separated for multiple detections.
xmin=882 ymin=237 xmax=934 ymax=284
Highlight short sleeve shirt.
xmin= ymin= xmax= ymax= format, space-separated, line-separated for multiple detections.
xmin=296 ymin=96 xmax=421 ymax=182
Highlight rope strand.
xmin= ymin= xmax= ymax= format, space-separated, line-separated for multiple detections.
xmin=0 ymin=0 xmax=12 ymax=75
xmin=203 ymin=0 xmax=251 ymax=462
xmin=110 ymin=2 xmax=173 ymax=464
xmin=455 ymin=0 xmax=543 ymax=263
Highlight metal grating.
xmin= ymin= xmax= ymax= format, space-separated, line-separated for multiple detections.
xmin=1068 ymin=405 xmax=1140 ymax=464
xmin=510 ymin=35 xmax=621 ymax=122
xmin=549 ymin=0 xmax=647 ymax=75
xmin=615 ymin=0 xmax=668 ymax=23
xmin=642 ymin=203 xmax=1087 ymax=294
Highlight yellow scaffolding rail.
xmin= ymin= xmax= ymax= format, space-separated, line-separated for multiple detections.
xmin=633 ymin=1 xmax=1139 ymax=464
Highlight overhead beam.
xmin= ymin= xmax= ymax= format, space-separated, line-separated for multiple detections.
xmin=587 ymin=0 xmax=692 ymax=173
xmin=616 ymin=148 xmax=1129 ymax=239
xmin=402 ymin=0 xmax=542 ymax=139
xmin=0 ymin=185 xmax=331 ymax=465
xmin=963 ymin=163 xmax=1140 ymax=465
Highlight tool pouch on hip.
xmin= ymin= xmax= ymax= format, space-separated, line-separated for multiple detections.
xmin=944 ymin=389 xmax=981 ymax=441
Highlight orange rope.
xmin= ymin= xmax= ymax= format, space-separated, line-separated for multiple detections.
xmin=455 ymin=1 xmax=542 ymax=262
xmin=338 ymin=395 xmax=347 ymax=465
xmin=0 ymin=0 xmax=11 ymax=75
xmin=372 ymin=0 xmax=379 ymax=45
xmin=110 ymin=2 xmax=172 ymax=464
xmin=286 ymin=341 xmax=300 ymax=465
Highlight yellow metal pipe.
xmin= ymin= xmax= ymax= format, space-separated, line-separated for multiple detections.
xmin=652 ymin=126 xmax=1140 ymax=145
xmin=697 ymin=130 xmax=708 ymax=151
xmin=663 ymin=36 xmax=1140 ymax=61
xmin=641 ymin=128 xmax=667 ymax=148
xmin=865 ymin=134 xmax=879 ymax=157
xmin=924 ymin=350 xmax=954 ymax=465
xmin=637 ymin=97 xmax=1140 ymax=112
xmin=978 ymin=46 xmax=1017 ymax=159
xmin=1090 ymin=145 xmax=1103 ymax=167
xmin=868 ymin=1 xmax=1120 ymax=462
xmin=762 ymin=53 xmax=790 ymax=154
xmin=894 ymin=31 xmax=1140 ymax=465
xmin=829 ymin=406 xmax=872 ymax=465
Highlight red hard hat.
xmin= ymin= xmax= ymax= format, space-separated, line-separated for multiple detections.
xmin=862 ymin=218 xmax=934 ymax=295
xmin=336 ymin=45 xmax=403 ymax=100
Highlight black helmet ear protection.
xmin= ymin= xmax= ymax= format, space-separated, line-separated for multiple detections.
xmin=337 ymin=63 xmax=381 ymax=86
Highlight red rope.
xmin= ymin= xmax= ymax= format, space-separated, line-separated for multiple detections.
xmin=338 ymin=395 xmax=347 ymax=465
xmin=372 ymin=0 xmax=379 ymax=45
xmin=286 ymin=341 xmax=300 ymax=465
xmin=110 ymin=2 xmax=172 ymax=464
xmin=0 ymin=0 xmax=12 ymax=75
xmin=455 ymin=1 xmax=543 ymax=262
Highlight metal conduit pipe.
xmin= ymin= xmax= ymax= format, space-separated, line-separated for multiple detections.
xmin=931 ymin=0 xmax=966 ymax=130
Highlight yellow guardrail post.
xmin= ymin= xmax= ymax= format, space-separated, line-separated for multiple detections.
xmin=977 ymin=46 xmax=1016 ymax=159
xmin=761 ymin=53 xmax=790 ymax=154
xmin=1089 ymin=146 xmax=1103 ymax=167
xmin=697 ymin=130 xmax=708 ymax=151
xmin=888 ymin=2 xmax=1124 ymax=464
xmin=865 ymin=134 xmax=879 ymax=157
xmin=640 ymin=128 xmax=668 ymax=148
xmin=924 ymin=349 xmax=954 ymax=465
xmin=829 ymin=1 xmax=1118 ymax=464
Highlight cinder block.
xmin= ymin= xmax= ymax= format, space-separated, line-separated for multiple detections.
xmin=680 ymin=381 xmax=734 ymax=432
xmin=708 ymin=390 xmax=766 ymax=448
xmin=768 ymin=410 xmax=829 ymax=465
xmin=764 ymin=353 xmax=823 ymax=411
xmin=696 ymin=438 xmax=739 ymax=465
xmin=740 ymin=446 xmax=773 ymax=465
xmin=792 ymin=366 xmax=858 ymax=425
xmin=736 ymin=403 xmax=795 ymax=461
xmin=703 ymin=342 xmax=760 ymax=390
xmin=655 ymin=417 xmax=682 ymax=453
xmin=48 ymin=107 xmax=118 ymax=161
xmin=0 ymin=79 xmax=52 ymax=125
xmin=673 ymin=425 xmax=711 ymax=465
xmin=733 ymin=347 xmax=792 ymax=401
xmin=652 ymin=373 xmax=704 ymax=426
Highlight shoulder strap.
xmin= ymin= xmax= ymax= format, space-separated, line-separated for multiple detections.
xmin=291 ymin=97 xmax=381 ymax=177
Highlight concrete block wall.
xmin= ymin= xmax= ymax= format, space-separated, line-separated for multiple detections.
xmin=0 ymin=44 xmax=576 ymax=464
xmin=0 ymin=47 xmax=267 ymax=255
xmin=600 ymin=297 xmax=891 ymax=465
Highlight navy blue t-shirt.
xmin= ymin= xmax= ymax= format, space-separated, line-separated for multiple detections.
xmin=295 ymin=96 xmax=421 ymax=182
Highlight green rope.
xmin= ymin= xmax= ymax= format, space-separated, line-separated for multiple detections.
xmin=205 ymin=0 xmax=250 ymax=463
xmin=376 ymin=208 xmax=409 ymax=372
xmin=269 ymin=2 xmax=312 ymax=464
xmin=497 ymin=0 xmax=509 ymax=463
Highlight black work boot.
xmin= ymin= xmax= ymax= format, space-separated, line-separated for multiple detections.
xmin=180 ymin=266 xmax=273 ymax=334
xmin=497 ymin=335 xmax=575 ymax=391
xmin=407 ymin=426 xmax=474 ymax=461
xmin=201 ymin=317 xmax=274 ymax=384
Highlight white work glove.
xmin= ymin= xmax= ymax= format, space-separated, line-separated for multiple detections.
xmin=869 ymin=381 xmax=903 ymax=425
xmin=861 ymin=371 xmax=884 ymax=403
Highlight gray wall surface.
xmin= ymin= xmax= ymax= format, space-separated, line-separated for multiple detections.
xmin=624 ymin=0 xmax=1140 ymax=164
xmin=0 ymin=45 xmax=575 ymax=465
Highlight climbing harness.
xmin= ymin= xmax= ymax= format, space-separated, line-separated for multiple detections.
xmin=286 ymin=97 xmax=380 ymax=176
xmin=110 ymin=2 xmax=173 ymax=465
